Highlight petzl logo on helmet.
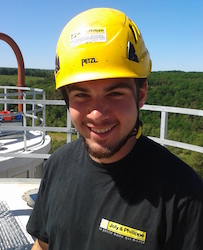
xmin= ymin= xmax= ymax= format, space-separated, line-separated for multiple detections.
xmin=82 ymin=58 xmax=98 ymax=66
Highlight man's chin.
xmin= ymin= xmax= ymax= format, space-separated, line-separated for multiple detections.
xmin=82 ymin=132 xmax=133 ymax=160
xmin=82 ymin=139 xmax=114 ymax=159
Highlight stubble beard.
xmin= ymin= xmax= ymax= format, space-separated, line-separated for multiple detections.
xmin=82 ymin=132 xmax=133 ymax=160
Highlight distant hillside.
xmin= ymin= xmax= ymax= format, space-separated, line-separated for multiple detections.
xmin=1 ymin=68 xmax=202 ymax=108
xmin=0 ymin=68 xmax=202 ymax=176
xmin=147 ymin=71 xmax=203 ymax=109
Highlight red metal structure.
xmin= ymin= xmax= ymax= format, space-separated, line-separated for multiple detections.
xmin=0 ymin=32 xmax=25 ymax=112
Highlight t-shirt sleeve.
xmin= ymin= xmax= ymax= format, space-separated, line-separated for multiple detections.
xmin=171 ymin=189 xmax=203 ymax=249
xmin=26 ymin=177 xmax=49 ymax=244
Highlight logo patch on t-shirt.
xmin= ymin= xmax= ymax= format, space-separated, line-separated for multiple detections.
xmin=99 ymin=218 xmax=146 ymax=244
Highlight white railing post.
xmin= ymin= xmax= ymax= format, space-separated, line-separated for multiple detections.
xmin=42 ymin=91 xmax=46 ymax=141
xmin=23 ymin=91 xmax=27 ymax=151
xmin=67 ymin=109 xmax=72 ymax=143
xmin=32 ymin=91 xmax=36 ymax=127
xmin=4 ymin=87 xmax=7 ymax=111
xmin=160 ymin=110 xmax=168 ymax=146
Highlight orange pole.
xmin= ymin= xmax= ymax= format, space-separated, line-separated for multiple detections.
xmin=0 ymin=32 xmax=25 ymax=112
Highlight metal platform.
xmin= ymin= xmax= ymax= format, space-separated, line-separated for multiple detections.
xmin=0 ymin=201 xmax=33 ymax=249
xmin=0 ymin=178 xmax=40 ymax=249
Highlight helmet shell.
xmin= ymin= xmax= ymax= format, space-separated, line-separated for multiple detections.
xmin=55 ymin=8 xmax=152 ymax=89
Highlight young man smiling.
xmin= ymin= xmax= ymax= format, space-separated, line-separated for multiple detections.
xmin=67 ymin=78 xmax=147 ymax=163
xmin=27 ymin=8 xmax=203 ymax=250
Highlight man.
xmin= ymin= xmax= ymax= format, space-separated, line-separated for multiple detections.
xmin=27 ymin=8 xmax=203 ymax=249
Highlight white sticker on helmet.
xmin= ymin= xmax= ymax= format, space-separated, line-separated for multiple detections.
xmin=70 ymin=28 xmax=107 ymax=48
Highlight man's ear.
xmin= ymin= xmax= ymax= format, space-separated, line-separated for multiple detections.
xmin=139 ymin=81 xmax=148 ymax=108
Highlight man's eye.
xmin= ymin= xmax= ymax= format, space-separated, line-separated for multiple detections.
xmin=75 ymin=93 xmax=89 ymax=97
xmin=109 ymin=92 xmax=123 ymax=96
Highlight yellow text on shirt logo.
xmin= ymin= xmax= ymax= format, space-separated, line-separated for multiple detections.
xmin=100 ymin=218 xmax=146 ymax=243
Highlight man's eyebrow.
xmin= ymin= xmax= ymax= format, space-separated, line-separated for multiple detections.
xmin=104 ymin=82 xmax=134 ymax=92
xmin=67 ymin=85 xmax=89 ymax=93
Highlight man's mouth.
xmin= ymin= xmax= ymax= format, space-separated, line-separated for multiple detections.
xmin=90 ymin=127 xmax=113 ymax=134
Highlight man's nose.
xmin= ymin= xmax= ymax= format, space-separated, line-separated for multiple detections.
xmin=87 ymin=98 xmax=109 ymax=121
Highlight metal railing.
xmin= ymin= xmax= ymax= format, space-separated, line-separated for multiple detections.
xmin=0 ymin=86 xmax=202 ymax=160
xmin=142 ymin=105 xmax=203 ymax=154
xmin=0 ymin=86 xmax=46 ymax=151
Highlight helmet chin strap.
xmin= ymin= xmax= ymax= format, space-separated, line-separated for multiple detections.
xmin=130 ymin=79 xmax=143 ymax=140
xmin=131 ymin=122 xmax=142 ymax=139
xmin=135 ymin=125 xmax=142 ymax=139
xmin=116 ymin=78 xmax=143 ymax=149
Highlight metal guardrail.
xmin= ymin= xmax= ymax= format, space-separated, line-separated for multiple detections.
xmin=0 ymin=86 xmax=46 ymax=152
xmin=0 ymin=86 xmax=202 ymax=160
xmin=142 ymin=105 xmax=203 ymax=154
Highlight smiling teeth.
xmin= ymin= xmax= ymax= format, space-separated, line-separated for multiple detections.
xmin=91 ymin=128 xmax=112 ymax=133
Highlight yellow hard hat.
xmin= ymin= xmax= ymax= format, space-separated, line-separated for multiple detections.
xmin=55 ymin=8 xmax=152 ymax=89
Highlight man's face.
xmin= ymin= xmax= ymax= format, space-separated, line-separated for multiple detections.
xmin=67 ymin=78 xmax=146 ymax=163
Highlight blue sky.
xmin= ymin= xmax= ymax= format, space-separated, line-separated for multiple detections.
xmin=1 ymin=0 xmax=203 ymax=72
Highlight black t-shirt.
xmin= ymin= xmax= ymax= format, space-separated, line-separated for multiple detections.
xmin=27 ymin=136 xmax=203 ymax=249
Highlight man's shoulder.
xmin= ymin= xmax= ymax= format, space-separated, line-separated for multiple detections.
xmin=139 ymin=135 xmax=203 ymax=190
xmin=41 ymin=138 xmax=86 ymax=181
xmin=46 ymin=138 xmax=84 ymax=166
xmin=140 ymin=135 xmax=189 ymax=167
xmin=54 ymin=138 xmax=83 ymax=155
